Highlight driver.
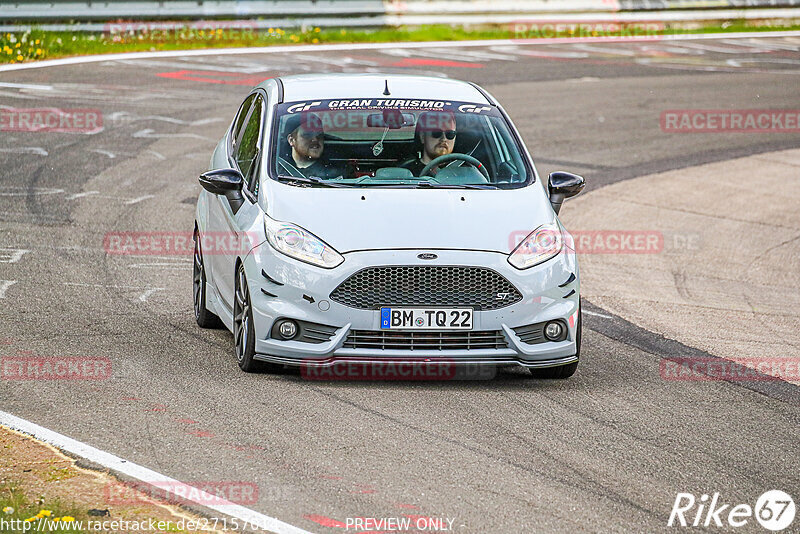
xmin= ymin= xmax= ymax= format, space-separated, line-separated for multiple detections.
xmin=281 ymin=113 xmax=344 ymax=179
xmin=401 ymin=111 xmax=456 ymax=177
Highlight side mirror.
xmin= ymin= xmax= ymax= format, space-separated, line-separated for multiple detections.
xmin=199 ymin=168 xmax=245 ymax=213
xmin=548 ymin=171 xmax=585 ymax=215
xmin=199 ymin=168 xmax=243 ymax=194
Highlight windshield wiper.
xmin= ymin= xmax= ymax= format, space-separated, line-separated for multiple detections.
xmin=414 ymin=182 xmax=499 ymax=190
xmin=275 ymin=175 xmax=352 ymax=188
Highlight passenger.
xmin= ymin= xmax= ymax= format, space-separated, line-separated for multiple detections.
xmin=401 ymin=111 xmax=457 ymax=177
xmin=281 ymin=113 xmax=344 ymax=179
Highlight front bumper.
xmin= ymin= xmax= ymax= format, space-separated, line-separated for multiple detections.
xmin=244 ymin=243 xmax=580 ymax=369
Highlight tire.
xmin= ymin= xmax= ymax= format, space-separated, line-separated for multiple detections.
xmin=529 ymin=305 xmax=581 ymax=379
xmin=233 ymin=263 xmax=282 ymax=374
xmin=193 ymin=229 xmax=222 ymax=328
xmin=530 ymin=360 xmax=578 ymax=379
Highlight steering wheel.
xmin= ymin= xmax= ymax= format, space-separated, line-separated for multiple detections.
xmin=420 ymin=153 xmax=490 ymax=180
xmin=277 ymin=156 xmax=306 ymax=178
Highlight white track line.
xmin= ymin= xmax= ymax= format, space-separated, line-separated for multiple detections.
xmin=0 ymin=81 xmax=53 ymax=90
xmin=1 ymin=30 xmax=800 ymax=73
xmin=0 ymin=248 xmax=30 ymax=263
xmin=0 ymin=280 xmax=17 ymax=299
xmin=584 ymin=310 xmax=613 ymax=319
xmin=123 ymin=194 xmax=155 ymax=205
xmin=0 ymin=411 xmax=313 ymax=534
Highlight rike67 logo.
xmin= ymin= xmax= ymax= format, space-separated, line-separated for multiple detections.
xmin=669 ymin=490 xmax=795 ymax=531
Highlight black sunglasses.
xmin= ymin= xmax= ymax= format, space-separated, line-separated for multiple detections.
xmin=299 ymin=130 xmax=324 ymax=140
xmin=430 ymin=130 xmax=456 ymax=140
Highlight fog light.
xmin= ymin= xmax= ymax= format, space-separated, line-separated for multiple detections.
xmin=544 ymin=321 xmax=564 ymax=341
xmin=278 ymin=320 xmax=298 ymax=340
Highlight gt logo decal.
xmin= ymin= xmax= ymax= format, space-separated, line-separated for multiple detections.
xmin=458 ymin=104 xmax=492 ymax=114
xmin=287 ymin=101 xmax=322 ymax=114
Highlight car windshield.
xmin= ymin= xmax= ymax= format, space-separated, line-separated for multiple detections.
xmin=270 ymin=98 xmax=531 ymax=188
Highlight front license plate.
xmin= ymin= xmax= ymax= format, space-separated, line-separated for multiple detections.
xmin=380 ymin=308 xmax=473 ymax=330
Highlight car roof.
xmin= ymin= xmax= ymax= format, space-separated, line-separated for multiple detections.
xmin=259 ymin=74 xmax=492 ymax=105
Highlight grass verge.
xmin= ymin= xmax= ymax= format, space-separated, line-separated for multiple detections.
xmin=0 ymin=426 xmax=222 ymax=534
xmin=1 ymin=19 xmax=799 ymax=64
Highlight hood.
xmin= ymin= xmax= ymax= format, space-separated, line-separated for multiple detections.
xmin=264 ymin=183 xmax=555 ymax=254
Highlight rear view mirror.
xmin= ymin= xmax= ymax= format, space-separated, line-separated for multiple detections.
xmin=367 ymin=110 xmax=414 ymax=129
xmin=548 ymin=171 xmax=585 ymax=214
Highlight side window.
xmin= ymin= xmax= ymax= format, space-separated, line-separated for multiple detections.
xmin=486 ymin=118 xmax=521 ymax=183
xmin=235 ymin=95 xmax=264 ymax=193
xmin=231 ymin=94 xmax=256 ymax=154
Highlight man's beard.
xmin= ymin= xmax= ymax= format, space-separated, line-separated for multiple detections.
xmin=304 ymin=145 xmax=322 ymax=159
xmin=433 ymin=144 xmax=450 ymax=156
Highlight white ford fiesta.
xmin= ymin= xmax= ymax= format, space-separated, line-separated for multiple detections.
xmin=193 ymin=73 xmax=585 ymax=378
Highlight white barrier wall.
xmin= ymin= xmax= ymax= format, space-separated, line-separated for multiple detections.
xmin=0 ymin=0 xmax=798 ymax=21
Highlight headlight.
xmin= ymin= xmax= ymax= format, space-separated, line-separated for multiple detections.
xmin=508 ymin=222 xmax=563 ymax=269
xmin=264 ymin=216 xmax=344 ymax=268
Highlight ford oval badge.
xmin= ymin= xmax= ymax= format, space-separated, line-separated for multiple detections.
xmin=418 ymin=253 xmax=438 ymax=260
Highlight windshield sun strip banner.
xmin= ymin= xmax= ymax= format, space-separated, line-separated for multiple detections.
xmin=281 ymin=99 xmax=497 ymax=115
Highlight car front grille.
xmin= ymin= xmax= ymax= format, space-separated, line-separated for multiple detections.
xmin=330 ymin=266 xmax=522 ymax=311
xmin=343 ymin=330 xmax=508 ymax=350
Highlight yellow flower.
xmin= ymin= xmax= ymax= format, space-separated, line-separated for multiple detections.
xmin=315 ymin=27 xmax=321 ymax=32
xmin=38 ymin=510 xmax=52 ymax=517
xmin=36 ymin=48 xmax=42 ymax=55
xmin=61 ymin=516 xmax=75 ymax=523
xmin=24 ymin=517 xmax=36 ymax=522
xmin=53 ymin=518 xmax=61 ymax=522
xmin=15 ymin=42 xmax=20 ymax=48
xmin=16 ymin=55 xmax=23 ymax=61
xmin=35 ymin=39 xmax=40 ymax=44
xmin=312 ymin=38 xmax=319 ymax=44
xmin=2 ymin=506 xmax=13 ymax=514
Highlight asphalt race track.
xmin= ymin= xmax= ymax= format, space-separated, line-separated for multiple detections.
xmin=1 ymin=35 xmax=799 ymax=532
